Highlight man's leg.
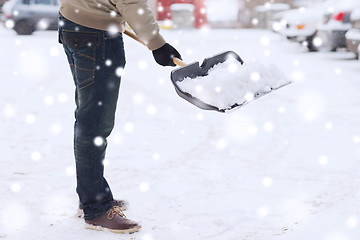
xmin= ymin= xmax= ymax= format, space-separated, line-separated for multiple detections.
xmin=59 ymin=15 xmax=125 ymax=220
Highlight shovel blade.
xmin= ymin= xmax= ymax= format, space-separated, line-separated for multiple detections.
xmin=170 ymin=51 xmax=243 ymax=112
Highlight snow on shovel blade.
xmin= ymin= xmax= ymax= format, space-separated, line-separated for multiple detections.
xmin=170 ymin=51 xmax=243 ymax=112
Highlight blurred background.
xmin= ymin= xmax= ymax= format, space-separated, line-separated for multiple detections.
xmin=1 ymin=0 xmax=359 ymax=57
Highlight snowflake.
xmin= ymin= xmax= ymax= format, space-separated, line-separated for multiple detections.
xmin=3 ymin=104 xmax=15 ymax=118
xmin=250 ymin=72 xmax=261 ymax=82
xmin=25 ymin=114 xmax=36 ymax=124
xmin=5 ymin=19 xmax=15 ymax=29
xmin=44 ymin=96 xmax=54 ymax=106
xmin=57 ymin=93 xmax=68 ymax=103
xmin=51 ymin=123 xmax=62 ymax=135
xmin=196 ymin=113 xmax=204 ymax=121
xmin=216 ymin=137 xmax=228 ymax=150
xmin=346 ymin=216 xmax=358 ymax=228
xmin=37 ymin=19 xmax=49 ymax=30
xmin=10 ymin=183 xmax=21 ymax=193
xmin=334 ymin=68 xmax=342 ymax=75
xmin=94 ymin=136 xmax=104 ymax=146
xmin=146 ymin=105 xmax=157 ymax=115
xmin=31 ymin=151 xmax=42 ymax=161
xmin=133 ymin=93 xmax=145 ymax=105
xmin=49 ymin=47 xmax=60 ymax=57
xmin=292 ymin=70 xmax=305 ymax=82
xmin=115 ymin=67 xmax=125 ymax=77
xmin=278 ymin=106 xmax=285 ymax=114
xmin=257 ymin=206 xmax=269 ymax=217
xmin=157 ymin=78 xmax=165 ymax=85
xmin=293 ymin=59 xmax=300 ymax=66
xmin=252 ymin=18 xmax=259 ymax=26
xmin=152 ymin=153 xmax=160 ymax=161
xmin=137 ymin=8 xmax=144 ymax=15
xmin=263 ymin=122 xmax=274 ymax=132
xmin=110 ymin=11 xmax=117 ymax=17
xmin=105 ymin=59 xmax=112 ymax=66
xmin=325 ymin=122 xmax=333 ymax=130
xmin=138 ymin=60 xmax=148 ymax=70
xmin=312 ymin=37 xmax=323 ymax=47
xmin=157 ymin=6 xmax=164 ymax=12
xmin=262 ymin=177 xmax=272 ymax=187
xmin=139 ymin=182 xmax=150 ymax=192
xmin=244 ymin=92 xmax=254 ymax=102
xmin=65 ymin=165 xmax=76 ymax=176
xmin=111 ymin=133 xmax=122 ymax=145
xmin=124 ymin=122 xmax=134 ymax=133
xmin=264 ymin=50 xmax=271 ymax=57
xmin=102 ymin=158 xmax=110 ymax=167
xmin=260 ymin=36 xmax=270 ymax=47
xmin=318 ymin=155 xmax=328 ymax=166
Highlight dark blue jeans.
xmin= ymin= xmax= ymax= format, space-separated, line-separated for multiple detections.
xmin=58 ymin=15 xmax=126 ymax=220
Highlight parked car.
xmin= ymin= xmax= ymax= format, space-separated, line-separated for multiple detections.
xmin=345 ymin=8 xmax=360 ymax=58
xmin=254 ymin=3 xmax=290 ymax=30
xmin=314 ymin=0 xmax=360 ymax=52
xmin=278 ymin=0 xmax=338 ymax=51
xmin=1 ymin=0 xmax=59 ymax=35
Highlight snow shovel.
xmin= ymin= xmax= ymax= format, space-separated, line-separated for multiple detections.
xmin=124 ymin=30 xmax=244 ymax=112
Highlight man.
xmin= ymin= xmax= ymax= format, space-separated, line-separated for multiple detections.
xmin=58 ymin=0 xmax=181 ymax=234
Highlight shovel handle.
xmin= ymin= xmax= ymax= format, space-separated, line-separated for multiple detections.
xmin=173 ymin=57 xmax=186 ymax=67
xmin=124 ymin=29 xmax=187 ymax=67
xmin=124 ymin=29 xmax=146 ymax=46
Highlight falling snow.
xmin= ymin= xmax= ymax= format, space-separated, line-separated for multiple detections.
xmin=0 ymin=21 xmax=359 ymax=240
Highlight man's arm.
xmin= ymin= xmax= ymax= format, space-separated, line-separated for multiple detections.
xmin=111 ymin=0 xmax=165 ymax=50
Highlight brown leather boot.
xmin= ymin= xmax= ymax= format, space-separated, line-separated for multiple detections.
xmin=77 ymin=199 xmax=129 ymax=218
xmin=85 ymin=206 xmax=141 ymax=234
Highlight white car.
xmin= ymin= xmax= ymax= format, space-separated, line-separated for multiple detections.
xmin=315 ymin=0 xmax=360 ymax=52
xmin=278 ymin=0 xmax=338 ymax=51
xmin=1 ymin=0 xmax=59 ymax=35
xmin=345 ymin=8 xmax=360 ymax=58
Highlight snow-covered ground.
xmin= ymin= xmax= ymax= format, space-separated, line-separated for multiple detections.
xmin=0 ymin=24 xmax=360 ymax=240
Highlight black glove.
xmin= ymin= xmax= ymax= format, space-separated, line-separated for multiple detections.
xmin=152 ymin=43 xmax=182 ymax=67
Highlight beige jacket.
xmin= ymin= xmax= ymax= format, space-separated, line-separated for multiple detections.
xmin=59 ymin=0 xmax=166 ymax=50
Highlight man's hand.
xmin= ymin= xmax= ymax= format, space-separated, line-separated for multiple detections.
xmin=152 ymin=43 xmax=182 ymax=67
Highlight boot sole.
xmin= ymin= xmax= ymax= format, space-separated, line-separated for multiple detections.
xmin=85 ymin=223 xmax=141 ymax=234
xmin=86 ymin=224 xmax=141 ymax=234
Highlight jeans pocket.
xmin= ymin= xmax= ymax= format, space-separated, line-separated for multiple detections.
xmin=62 ymin=30 xmax=100 ymax=90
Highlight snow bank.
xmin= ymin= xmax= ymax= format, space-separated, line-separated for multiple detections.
xmin=177 ymin=59 xmax=291 ymax=110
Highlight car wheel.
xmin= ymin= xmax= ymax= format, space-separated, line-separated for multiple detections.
xmin=14 ymin=20 xmax=34 ymax=35
xmin=306 ymin=34 xmax=318 ymax=52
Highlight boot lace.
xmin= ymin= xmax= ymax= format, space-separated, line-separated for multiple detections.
xmin=107 ymin=206 xmax=126 ymax=220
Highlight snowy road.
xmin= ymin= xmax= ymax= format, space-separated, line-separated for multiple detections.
xmin=0 ymin=25 xmax=360 ymax=240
